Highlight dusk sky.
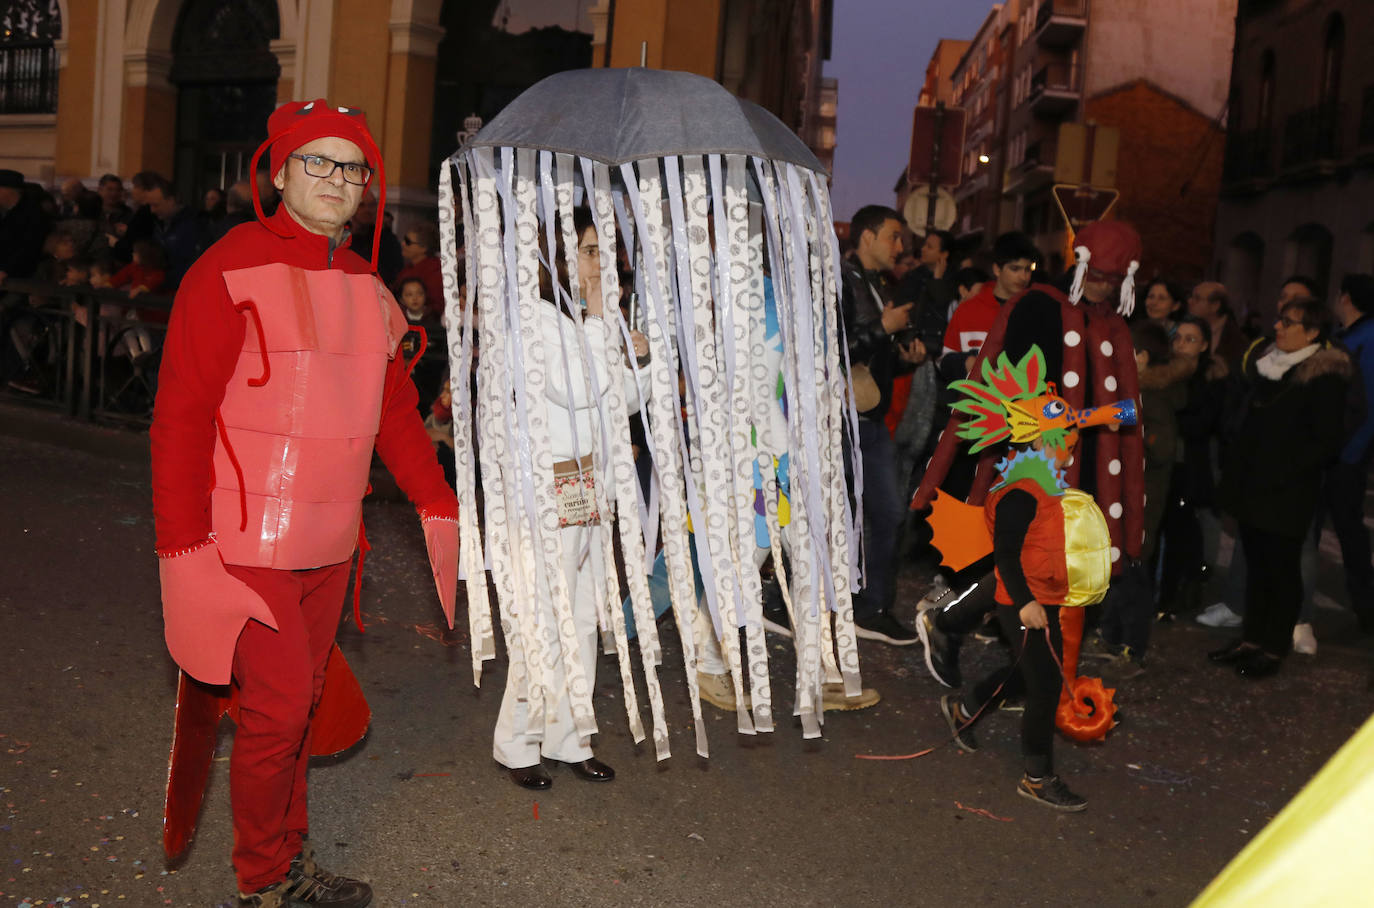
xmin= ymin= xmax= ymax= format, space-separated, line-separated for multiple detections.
xmin=497 ymin=0 xmax=993 ymax=222
xmin=825 ymin=0 xmax=992 ymax=222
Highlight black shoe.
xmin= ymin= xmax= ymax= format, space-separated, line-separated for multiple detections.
xmin=563 ymin=757 xmax=615 ymax=782
xmin=1207 ymin=639 xmax=1258 ymax=665
xmin=1235 ymin=650 xmax=1282 ymax=679
xmin=509 ymin=763 xmax=553 ymax=790
xmin=1016 ymin=774 xmax=1087 ymax=812
xmin=854 ymin=612 xmax=919 ymax=646
xmin=238 ymin=843 xmax=373 ymax=907
xmin=972 ymin=614 xmax=1001 ymax=643
xmin=939 ymin=694 xmax=978 ymax=753
xmin=918 ymin=610 xmax=961 ymax=688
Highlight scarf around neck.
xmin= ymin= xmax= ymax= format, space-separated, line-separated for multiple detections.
xmin=1255 ymin=342 xmax=1319 ymax=380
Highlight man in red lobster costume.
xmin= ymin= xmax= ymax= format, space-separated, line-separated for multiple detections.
xmin=913 ymin=220 xmax=1145 ymax=693
xmin=151 ymin=100 xmax=458 ymax=908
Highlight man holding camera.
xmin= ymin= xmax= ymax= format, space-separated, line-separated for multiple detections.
xmin=839 ymin=204 xmax=926 ymax=645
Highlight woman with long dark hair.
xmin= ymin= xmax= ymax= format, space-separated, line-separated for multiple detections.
xmin=1140 ymin=278 xmax=1185 ymax=336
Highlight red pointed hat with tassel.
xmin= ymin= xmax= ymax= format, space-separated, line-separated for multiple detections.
xmin=248 ymin=99 xmax=387 ymax=271
xmin=1068 ymin=219 xmax=1142 ymax=315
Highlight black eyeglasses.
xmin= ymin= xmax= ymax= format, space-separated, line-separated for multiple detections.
xmin=1277 ymin=315 xmax=1305 ymax=329
xmin=287 ymin=153 xmax=372 ymax=186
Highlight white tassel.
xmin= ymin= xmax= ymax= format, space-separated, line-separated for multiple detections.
xmin=1068 ymin=245 xmax=1090 ymax=305
xmin=1118 ymin=260 xmax=1139 ymax=317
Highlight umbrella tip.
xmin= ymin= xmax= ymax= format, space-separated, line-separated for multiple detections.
xmin=640 ymin=41 xmax=647 ymax=67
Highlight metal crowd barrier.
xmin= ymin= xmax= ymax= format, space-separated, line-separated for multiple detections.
xmin=0 ymin=278 xmax=173 ymax=426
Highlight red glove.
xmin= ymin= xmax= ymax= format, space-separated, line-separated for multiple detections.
xmin=158 ymin=540 xmax=278 ymax=684
xmin=422 ymin=516 xmax=459 ymax=629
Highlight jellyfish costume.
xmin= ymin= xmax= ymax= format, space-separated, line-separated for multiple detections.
xmin=436 ymin=68 xmax=864 ymax=758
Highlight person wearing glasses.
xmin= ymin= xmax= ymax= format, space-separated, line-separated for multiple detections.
xmin=1210 ymin=296 xmax=1352 ymax=679
xmin=395 ymin=220 xmax=445 ymax=318
xmin=151 ymin=100 xmax=458 ymax=908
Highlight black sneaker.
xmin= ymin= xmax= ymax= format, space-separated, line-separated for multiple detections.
xmin=1016 ymin=774 xmax=1087 ymax=812
xmin=239 ymin=844 xmax=373 ymax=907
xmin=939 ymin=694 xmax=978 ymax=752
xmin=918 ymin=610 xmax=961 ymax=688
xmin=854 ymin=612 xmax=919 ymax=646
xmin=972 ymin=614 xmax=1001 ymax=643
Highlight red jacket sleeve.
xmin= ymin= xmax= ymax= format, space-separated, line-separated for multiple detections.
xmin=374 ymin=353 xmax=458 ymax=520
xmin=149 ymin=256 xmax=246 ymax=552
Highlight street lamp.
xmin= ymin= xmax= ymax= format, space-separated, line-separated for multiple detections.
xmin=978 ymin=153 xmax=990 ymax=164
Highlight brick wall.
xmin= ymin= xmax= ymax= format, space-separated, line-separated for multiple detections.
xmin=1085 ymin=79 xmax=1224 ymax=284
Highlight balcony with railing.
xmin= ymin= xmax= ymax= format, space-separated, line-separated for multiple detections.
xmin=1222 ymin=129 xmax=1274 ymax=187
xmin=1004 ymin=139 xmax=1057 ymax=195
xmin=1035 ymin=0 xmax=1087 ymax=49
xmin=0 ymin=40 xmax=58 ymax=115
xmin=1281 ymin=103 xmax=1342 ymax=170
xmin=1029 ymin=62 xmax=1080 ymax=118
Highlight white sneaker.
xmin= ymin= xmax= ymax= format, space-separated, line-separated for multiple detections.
xmin=1292 ymin=623 xmax=1318 ymax=655
xmin=1196 ymin=602 xmax=1243 ymax=628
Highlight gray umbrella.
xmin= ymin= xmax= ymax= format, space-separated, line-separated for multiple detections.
xmin=463 ymin=67 xmax=826 ymax=173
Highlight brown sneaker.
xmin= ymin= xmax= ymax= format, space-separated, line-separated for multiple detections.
xmin=697 ymin=671 xmax=749 ymax=712
xmin=821 ymin=682 xmax=881 ymax=711
xmin=241 ymin=842 xmax=372 ymax=907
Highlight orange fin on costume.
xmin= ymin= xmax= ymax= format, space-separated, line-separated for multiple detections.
xmin=928 ymin=489 xmax=993 ymax=572
xmin=162 ymin=647 xmax=370 ymax=859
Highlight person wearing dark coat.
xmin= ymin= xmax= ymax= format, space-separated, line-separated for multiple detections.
xmin=1156 ymin=315 xmax=1234 ymax=619
xmin=0 ymin=169 xmax=50 ymax=282
xmin=349 ymin=191 xmax=402 ymax=286
xmin=1210 ymin=297 xmax=1352 ymax=678
xmin=839 ymin=204 xmax=924 ymax=645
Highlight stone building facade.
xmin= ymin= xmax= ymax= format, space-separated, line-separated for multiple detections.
xmin=1213 ymin=0 xmax=1374 ymax=319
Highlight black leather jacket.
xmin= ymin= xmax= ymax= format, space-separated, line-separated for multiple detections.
xmin=840 ymin=258 xmax=911 ymax=419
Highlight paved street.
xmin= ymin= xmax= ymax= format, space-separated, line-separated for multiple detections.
xmin=2 ymin=402 xmax=1371 ymax=907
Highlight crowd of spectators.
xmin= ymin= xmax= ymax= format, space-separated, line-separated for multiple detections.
xmin=839 ymin=206 xmax=1374 ymax=680
xmin=0 ymin=167 xmax=455 ymax=412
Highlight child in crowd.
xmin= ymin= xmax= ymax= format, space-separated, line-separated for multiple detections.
xmin=110 ymin=240 xmax=166 ymax=298
xmin=926 ymin=346 xmax=1133 ymax=812
xmin=88 ymin=258 xmax=114 ymax=289
xmin=61 ymin=258 xmax=91 ymax=287
xmin=424 ymin=374 xmax=456 ymax=488
xmin=397 ymin=276 xmax=446 ymax=407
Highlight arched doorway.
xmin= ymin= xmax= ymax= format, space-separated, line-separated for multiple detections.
xmin=169 ymin=0 xmax=279 ymax=205
xmin=1223 ymin=231 xmax=1264 ymax=317
xmin=1285 ymin=222 xmax=1333 ymax=302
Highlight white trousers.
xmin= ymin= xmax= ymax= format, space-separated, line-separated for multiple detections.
xmin=493 ymin=523 xmax=602 ymax=768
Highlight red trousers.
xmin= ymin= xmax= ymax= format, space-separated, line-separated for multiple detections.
xmin=226 ymin=560 xmax=350 ymax=893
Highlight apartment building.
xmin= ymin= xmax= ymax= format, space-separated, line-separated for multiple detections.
xmin=930 ymin=0 xmax=1235 ymax=279
xmin=1213 ymin=0 xmax=1374 ymax=318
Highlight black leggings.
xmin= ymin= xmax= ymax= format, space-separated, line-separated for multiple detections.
xmin=962 ymin=603 xmax=1064 ymax=778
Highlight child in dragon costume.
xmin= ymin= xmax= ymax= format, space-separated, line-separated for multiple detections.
xmin=924 ymin=345 xmax=1135 ymax=811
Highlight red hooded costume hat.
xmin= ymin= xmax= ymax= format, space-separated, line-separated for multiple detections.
xmin=249 ymin=99 xmax=387 ymax=271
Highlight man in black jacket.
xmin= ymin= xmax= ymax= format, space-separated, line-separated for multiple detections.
xmin=0 ymin=169 xmax=49 ymax=283
xmin=840 ymin=204 xmax=926 ymax=644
